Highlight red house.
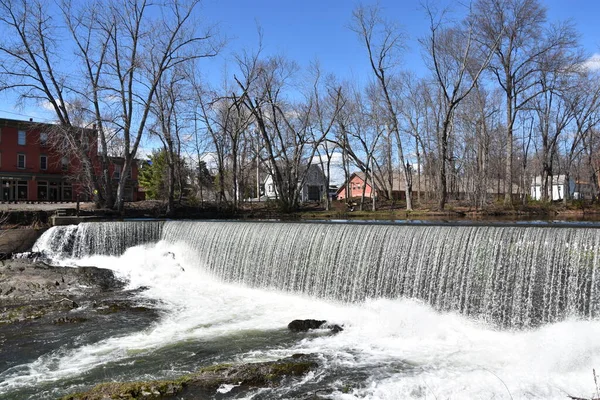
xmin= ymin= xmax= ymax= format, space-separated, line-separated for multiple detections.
xmin=336 ymin=172 xmax=377 ymax=200
xmin=0 ymin=117 xmax=142 ymax=202
xmin=336 ymin=171 xmax=416 ymax=200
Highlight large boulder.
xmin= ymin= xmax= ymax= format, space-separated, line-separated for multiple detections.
xmin=0 ymin=259 xmax=126 ymax=324
xmin=0 ymin=228 xmax=46 ymax=259
xmin=288 ymin=319 xmax=343 ymax=333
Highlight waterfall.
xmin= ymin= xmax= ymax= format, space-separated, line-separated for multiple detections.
xmin=34 ymin=220 xmax=164 ymax=258
xmin=34 ymin=220 xmax=600 ymax=327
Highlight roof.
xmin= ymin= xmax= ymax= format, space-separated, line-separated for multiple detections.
xmin=0 ymin=117 xmax=96 ymax=134
xmin=337 ymin=172 xmax=520 ymax=195
xmin=531 ymin=175 xmax=568 ymax=186
xmin=337 ymin=171 xmax=433 ymax=194
xmin=262 ymin=163 xmax=324 ymax=184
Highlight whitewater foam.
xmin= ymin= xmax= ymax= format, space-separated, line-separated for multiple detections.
xmin=3 ymin=240 xmax=600 ymax=399
xmin=35 ymin=221 xmax=600 ymax=327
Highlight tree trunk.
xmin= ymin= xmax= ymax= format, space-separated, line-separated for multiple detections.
xmin=438 ymin=119 xmax=450 ymax=210
xmin=371 ymin=171 xmax=377 ymax=211
xmin=504 ymin=90 xmax=514 ymax=207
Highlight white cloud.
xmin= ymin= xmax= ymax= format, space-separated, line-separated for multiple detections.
xmin=312 ymin=152 xmax=346 ymax=186
xmin=136 ymin=147 xmax=153 ymax=161
xmin=201 ymin=152 xmax=219 ymax=173
xmin=582 ymin=54 xmax=600 ymax=71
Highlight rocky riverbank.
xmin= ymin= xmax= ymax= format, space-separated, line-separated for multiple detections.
xmin=0 ymin=260 xmax=326 ymax=400
xmin=0 ymin=259 xmax=139 ymax=324
xmin=0 ymin=259 xmax=161 ymax=375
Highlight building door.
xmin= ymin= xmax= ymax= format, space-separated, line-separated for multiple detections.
xmin=16 ymin=181 xmax=28 ymax=200
xmin=2 ymin=180 xmax=16 ymax=200
xmin=307 ymin=185 xmax=321 ymax=201
xmin=49 ymin=182 xmax=59 ymax=201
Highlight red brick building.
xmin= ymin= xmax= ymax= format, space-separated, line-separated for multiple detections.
xmin=0 ymin=117 xmax=141 ymax=202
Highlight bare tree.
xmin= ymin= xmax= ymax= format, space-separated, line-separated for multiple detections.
xmin=334 ymin=84 xmax=386 ymax=211
xmin=101 ymin=0 xmax=220 ymax=211
xmin=532 ymin=57 xmax=577 ymax=202
xmin=235 ymin=52 xmax=341 ymax=212
xmin=149 ymin=67 xmax=189 ymax=215
xmin=308 ymin=63 xmax=343 ymax=210
xmin=568 ymin=69 xmax=600 ymax=199
xmin=421 ymin=4 xmax=499 ymax=210
xmin=0 ymin=0 xmax=220 ymax=211
xmin=472 ymin=0 xmax=579 ymax=206
xmin=60 ymin=0 xmax=115 ymax=208
xmin=351 ymin=5 xmax=413 ymax=210
xmin=399 ymin=73 xmax=430 ymax=205
xmin=0 ymin=0 xmax=103 ymax=204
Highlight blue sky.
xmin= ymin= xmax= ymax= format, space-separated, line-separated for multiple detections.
xmin=199 ymin=0 xmax=600 ymax=84
xmin=1 ymin=0 xmax=598 ymax=124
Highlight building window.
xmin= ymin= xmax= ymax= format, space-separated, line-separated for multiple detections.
xmin=49 ymin=182 xmax=58 ymax=201
xmin=40 ymin=132 xmax=48 ymax=146
xmin=17 ymin=181 xmax=28 ymax=200
xmin=0 ymin=127 xmax=2 ymax=143
xmin=63 ymin=184 xmax=72 ymax=200
xmin=40 ymin=155 xmax=48 ymax=170
xmin=113 ymin=170 xmax=121 ymax=179
xmin=37 ymin=181 xmax=48 ymax=200
xmin=18 ymin=130 xmax=26 ymax=145
xmin=17 ymin=153 xmax=26 ymax=169
xmin=61 ymin=157 xmax=68 ymax=171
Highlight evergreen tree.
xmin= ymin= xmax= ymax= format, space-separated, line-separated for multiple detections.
xmin=139 ymin=150 xmax=171 ymax=200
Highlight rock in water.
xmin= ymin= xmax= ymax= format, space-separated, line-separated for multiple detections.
xmin=60 ymin=354 xmax=319 ymax=400
xmin=287 ymin=319 xmax=326 ymax=332
xmin=288 ymin=319 xmax=344 ymax=333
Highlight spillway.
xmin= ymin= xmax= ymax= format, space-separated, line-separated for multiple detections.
xmin=36 ymin=220 xmax=600 ymax=328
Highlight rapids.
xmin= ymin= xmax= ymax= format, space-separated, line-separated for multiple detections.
xmin=1 ymin=220 xmax=600 ymax=399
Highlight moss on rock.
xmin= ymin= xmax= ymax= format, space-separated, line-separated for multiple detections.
xmin=60 ymin=379 xmax=186 ymax=400
xmin=61 ymin=354 xmax=318 ymax=400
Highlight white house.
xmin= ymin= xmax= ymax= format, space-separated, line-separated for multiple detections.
xmin=530 ymin=175 xmax=592 ymax=200
xmin=263 ymin=164 xmax=327 ymax=202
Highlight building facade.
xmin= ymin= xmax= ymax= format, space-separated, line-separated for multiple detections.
xmin=0 ymin=118 xmax=82 ymax=201
xmin=531 ymin=175 xmax=593 ymax=201
xmin=263 ymin=164 xmax=327 ymax=202
xmin=335 ymin=172 xmax=376 ymax=200
xmin=0 ymin=117 xmax=142 ymax=202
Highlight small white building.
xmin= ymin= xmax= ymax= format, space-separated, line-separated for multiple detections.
xmin=264 ymin=164 xmax=326 ymax=202
xmin=531 ymin=175 xmax=574 ymax=201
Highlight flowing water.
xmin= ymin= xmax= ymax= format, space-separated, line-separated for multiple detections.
xmin=2 ymin=220 xmax=600 ymax=399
